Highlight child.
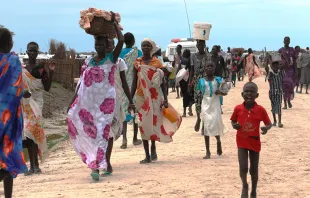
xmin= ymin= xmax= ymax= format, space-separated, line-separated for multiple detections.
xmin=231 ymin=59 xmax=237 ymax=87
xmin=267 ymin=53 xmax=284 ymax=128
xmin=230 ymin=82 xmax=272 ymax=198
xmin=198 ymin=61 xmax=228 ymax=159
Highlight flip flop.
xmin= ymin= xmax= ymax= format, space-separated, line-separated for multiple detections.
xmin=101 ymin=171 xmax=112 ymax=177
xmin=90 ymin=170 xmax=100 ymax=181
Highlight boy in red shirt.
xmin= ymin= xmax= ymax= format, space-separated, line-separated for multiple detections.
xmin=230 ymin=82 xmax=272 ymax=198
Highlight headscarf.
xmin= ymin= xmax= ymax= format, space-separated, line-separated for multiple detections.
xmin=142 ymin=38 xmax=159 ymax=56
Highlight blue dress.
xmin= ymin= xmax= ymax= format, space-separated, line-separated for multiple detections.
xmin=0 ymin=53 xmax=28 ymax=177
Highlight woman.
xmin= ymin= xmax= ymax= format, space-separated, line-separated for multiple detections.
xmin=22 ymin=42 xmax=54 ymax=175
xmin=245 ymin=48 xmax=261 ymax=82
xmin=0 ymin=27 xmax=28 ymax=198
xmin=188 ymin=40 xmax=210 ymax=132
xmin=178 ymin=49 xmax=193 ymax=117
xmin=278 ymin=37 xmax=298 ymax=109
xmin=67 ymin=20 xmax=134 ymax=181
xmin=131 ymin=38 xmax=182 ymax=164
xmin=119 ymin=32 xmax=142 ymax=149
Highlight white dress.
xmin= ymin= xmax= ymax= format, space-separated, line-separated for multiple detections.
xmin=200 ymin=79 xmax=228 ymax=137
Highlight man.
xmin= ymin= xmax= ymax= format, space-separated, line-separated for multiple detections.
xmin=172 ymin=44 xmax=182 ymax=98
xmin=212 ymin=45 xmax=226 ymax=78
xmin=225 ymin=47 xmax=232 ymax=66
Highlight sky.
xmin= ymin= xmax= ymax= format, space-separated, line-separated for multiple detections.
xmin=2 ymin=0 xmax=310 ymax=53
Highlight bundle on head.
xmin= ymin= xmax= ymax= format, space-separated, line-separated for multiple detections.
xmin=79 ymin=8 xmax=123 ymax=38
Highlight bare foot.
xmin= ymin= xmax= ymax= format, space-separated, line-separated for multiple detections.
xmin=120 ymin=142 xmax=127 ymax=149
xmin=241 ymin=185 xmax=249 ymax=198
xmin=194 ymin=119 xmax=201 ymax=132
xmin=217 ymin=142 xmax=222 ymax=156
xmin=140 ymin=158 xmax=151 ymax=164
xmin=278 ymin=123 xmax=284 ymax=128
xmin=133 ymin=139 xmax=142 ymax=146
xmin=188 ymin=112 xmax=193 ymax=116
xmin=182 ymin=114 xmax=186 ymax=117
xmin=203 ymin=152 xmax=211 ymax=159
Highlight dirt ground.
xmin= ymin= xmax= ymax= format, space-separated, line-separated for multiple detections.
xmin=3 ymin=77 xmax=310 ymax=198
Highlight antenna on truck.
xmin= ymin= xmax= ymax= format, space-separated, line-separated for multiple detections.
xmin=184 ymin=0 xmax=192 ymax=38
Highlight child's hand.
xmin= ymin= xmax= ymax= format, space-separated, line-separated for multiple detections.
xmin=261 ymin=126 xmax=268 ymax=135
xmin=232 ymin=122 xmax=241 ymax=130
xmin=128 ymin=104 xmax=136 ymax=113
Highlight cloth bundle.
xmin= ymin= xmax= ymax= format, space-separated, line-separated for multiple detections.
xmin=79 ymin=8 xmax=123 ymax=37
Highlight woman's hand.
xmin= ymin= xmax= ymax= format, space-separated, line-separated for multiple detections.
xmin=110 ymin=11 xmax=116 ymax=23
xmin=161 ymin=100 xmax=169 ymax=109
xmin=48 ymin=60 xmax=56 ymax=71
xmin=23 ymin=90 xmax=31 ymax=98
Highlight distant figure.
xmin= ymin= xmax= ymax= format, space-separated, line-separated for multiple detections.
xmin=245 ymin=48 xmax=261 ymax=82
xmin=299 ymin=49 xmax=310 ymax=94
xmin=278 ymin=37 xmax=297 ymax=109
xmin=295 ymin=46 xmax=302 ymax=93
xmin=171 ymin=44 xmax=182 ymax=98
xmin=179 ymin=49 xmax=194 ymax=117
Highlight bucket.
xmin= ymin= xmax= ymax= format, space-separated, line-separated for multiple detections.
xmin=193 ymin=22 xmax=212 ymax=40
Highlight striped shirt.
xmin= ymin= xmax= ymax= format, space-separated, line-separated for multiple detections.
xmin=268 ymin=70 xmax=284 ymax=94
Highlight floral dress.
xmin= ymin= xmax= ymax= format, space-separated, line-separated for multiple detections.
xmin=67 ymin=54 xmax=117 ymax=170
xmin=0 ymin=53 xmax=28 ymax=177
xmin=190 ymin=53 xmax=211 ymax=113
xmin=135 ymin=57 xmax=182 ymax=142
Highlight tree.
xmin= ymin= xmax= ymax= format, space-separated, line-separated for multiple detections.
xmin=0 ymin=25 xmax=15 ymax=36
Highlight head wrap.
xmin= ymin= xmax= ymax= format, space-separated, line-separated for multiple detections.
xmin=142 ymin=38 xmax=159 ymax=56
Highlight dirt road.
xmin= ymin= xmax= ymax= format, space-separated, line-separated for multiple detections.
xmin=7 ymin=77 xmax=310 ymax=198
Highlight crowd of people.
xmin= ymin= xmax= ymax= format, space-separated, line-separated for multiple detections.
xmin=1 ymin=18 xmax=310 ymax=198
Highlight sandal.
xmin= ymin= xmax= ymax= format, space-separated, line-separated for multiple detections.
xmin=34 ymin=168 xmax=42 ymax=174
xmin=90 ymin=170 xmax=100 ymax=181
xmin=24 ymin=169 xmax=34 ymax=176
xmin=188 ymin=112 xmax=193 ymax=116
xmin=278 ymin=123 xmax=284 ymax=128
xmin=140 ymin=158 xmax=151 ymax=164
xmin=151 ymin=154 xmax=158 ymax=161
xmin=101 ymin=171 xmax=112 ymax=177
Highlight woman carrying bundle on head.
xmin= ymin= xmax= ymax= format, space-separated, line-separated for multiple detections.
xmin=67 ymin=12 xmax=135 ymax=181
xmin=131 ymin=38 xmax=182 ymax=164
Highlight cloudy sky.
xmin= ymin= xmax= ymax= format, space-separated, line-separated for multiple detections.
xmin=2 ymin=0 xmax=310 ymax=53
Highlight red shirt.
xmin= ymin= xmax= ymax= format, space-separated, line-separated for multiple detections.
xmin=230 ymin=102 xmax=271 ymax=152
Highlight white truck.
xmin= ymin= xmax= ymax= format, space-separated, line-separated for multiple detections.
xmin=165 ymin=38 xmax=199 ymax=62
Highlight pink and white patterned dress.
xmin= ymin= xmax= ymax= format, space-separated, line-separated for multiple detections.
xmin=67 ymin=54 xmax=117 ymax=170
